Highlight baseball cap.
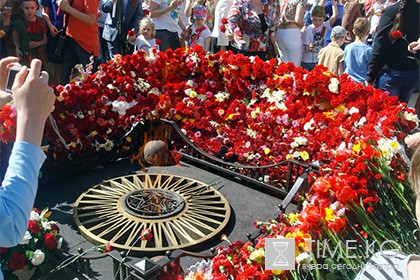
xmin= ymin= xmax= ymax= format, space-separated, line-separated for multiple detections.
xmin=330 ymin=26 xmax=347 ymax=40
xmin=193 ymin=5 xmax=207 ymax=19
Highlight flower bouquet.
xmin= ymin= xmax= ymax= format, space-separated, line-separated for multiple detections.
xmin=0 ymin=208 xmax=62 ymax=280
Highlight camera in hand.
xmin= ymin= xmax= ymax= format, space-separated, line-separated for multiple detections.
xmin=5 ymin=66 xmax=27 ymax=93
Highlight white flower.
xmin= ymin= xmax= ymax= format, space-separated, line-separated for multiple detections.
xmin=102 ymin=139 xmax=115 ymax=151
xmin=296 ymin=252 xmax=311 ymax=264
xmin=186 ymin=79 xmax=194 ymax=87
xmin=304 ymin=119 xmax=315 ymax=131
xmin=404 ymin=111 xmax=419 ymax=124
xmin=294 ymin=136 xmax=308 ymax=146
xmin=30 ymin=211 xmax=40 ymax=221
xmin=354 ymin=116 xmax=366 ymax=127
xmin=41 ymin=220 xmax=53 ymax=231
xmin=19 ymin=231 xmax=32 ymax=245
xmin=214 ymin=91 xmax=230 ymax=102
xmin=184 ymin=88 xmax=197 ymax=98
xmin=328 ymin=77 xmax=340 ymax=93
xmin=348 ymin=107 xmax=359 ymax=115
xmin=110 ymin=100 xmax=138 ymax=116
xmin=31 ymin=249 xmax=45 ymax=266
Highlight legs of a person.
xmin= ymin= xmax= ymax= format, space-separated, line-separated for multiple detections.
xmin=301 ymin=62 xmax=316 ymax=71
xmin=379 ymin=70 xmax=420 ymax=104
xmin=275 ymin=28 xmax=302 ymax=66
xmin=61 ymin=38 xmax=78 ymax=85
xmin=107 ymin=36 xmax=124 ymax=59
xmin=61 ymin=37 xmax=92 ymax=84
xmin=156 ymin=30 xmax=171 ymax=52
xmin=156 ymin=30 xmax=181 ymax=51
xmin=168 ymin=31 xmax=181 ymax=50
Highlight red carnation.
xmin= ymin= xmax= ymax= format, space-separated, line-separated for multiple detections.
xmin=44 ymin=232 xmax=56 ymax=250
xmin=155 ymin=39 xmax=161 ymax=45
xmin=140 ymin=228 xmax=153 ymax=241
xmin=391 ymin=30 xmax=403 ymax=40
xmin=9 ymin=253 xmax=26 ymax=271
xmin=127 ymin=29 xmax=136 ymax=37
xmin=221 ymin=17 xmax=228 ymax=24
xmin=28 ymin=220 xmax=40 ymax=235
xmin=220 ymin=25 xmax=226 ymax=33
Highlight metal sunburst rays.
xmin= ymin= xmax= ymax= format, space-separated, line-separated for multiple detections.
xmin=73 ymin=173 xmax=230 ymax=254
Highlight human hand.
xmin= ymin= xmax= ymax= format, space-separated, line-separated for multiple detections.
xmin=29 ymin=41 xmax=39 ymax=49
xmin=405 ymin=132 xmax=420 ymax=150
xmin=50 ymin=25 xmax=59 ymax=36
xmin=13 ymin=59 xmax=56 ymax=146
xmin=170 ymin=0 xmax=184 ymax=9
xmin=0 ymin=57 xmax=19 ymax=108
xmin=408 ymin=40 xmax=420 ymax=54
xmin=57 ymin=0 xmax=70 ymax=12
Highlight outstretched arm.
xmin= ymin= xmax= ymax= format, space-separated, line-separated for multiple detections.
xmin=0 ymin=58 xmax=56 ymax=247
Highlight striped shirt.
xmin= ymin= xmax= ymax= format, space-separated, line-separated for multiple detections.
xmin=355 ymin=251 xmax=420 ymax=280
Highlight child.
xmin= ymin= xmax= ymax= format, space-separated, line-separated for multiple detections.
xmin=185 ymin=5 xmax=211 ymax=51
xmin=12 ymin=0 xmax=48 ymax=66
xmin=368 ymin=0 xmax=388 ymax=40
xmin=318 ymin=25 xmax=346 ymax=76
xmin=301 ymin=2 xmax=338 ymax=71
xmin=127 ymin=18 xmax=159 ymax=55
xmin=343 ymin=17 xmax=372 ymax=83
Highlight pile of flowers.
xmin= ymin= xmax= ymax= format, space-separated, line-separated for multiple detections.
xmin=0 ymin=46 xmax=419 ymax=279
xmin=0 ymin=208 xmax=62 ymax=279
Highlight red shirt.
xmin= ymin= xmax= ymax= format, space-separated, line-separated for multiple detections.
xmin=66 ymin=0 xmax=99 ymax=56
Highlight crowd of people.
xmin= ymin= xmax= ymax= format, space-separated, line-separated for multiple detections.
xmin=0 ymin=1 xmax=419 ymax=280
xmin=0 ymin=0 xmax=418 ymax=103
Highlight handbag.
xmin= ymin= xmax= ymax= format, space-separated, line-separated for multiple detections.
xmin=53 ymin=0 xmax=74 ymax=61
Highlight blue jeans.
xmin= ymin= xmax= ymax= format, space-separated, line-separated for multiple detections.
xmin=378 ymin=69 xmax=420 ymax=104
xmin=156 ymin=30 xmax=181 ymax=52
xmin=61 ymin=36 xmax=93 ymax=85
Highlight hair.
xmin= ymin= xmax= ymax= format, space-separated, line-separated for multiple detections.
xmin=409 ymin=147 xmax=420 ymax=198
xmin=389 ymin=0 xmax=406 ymax=41
xmin=352 ymin=17 xmax=371 ymax=37
xmin=311 ymin=5 xmax=326 ymax=18
xmin=21 ymin=0 xmax=39 ymax=4
xmin=139 ymin=18 xmax=155 ymax=37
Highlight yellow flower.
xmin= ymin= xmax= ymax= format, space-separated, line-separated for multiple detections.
xmin=250 ymin=249 xmax=265 ymax=263
xmin=227 ymin=113 xmax=234 ymax=120
xmin=126 ymin=136 xmax=132 ymax=143
xmin=288 ymin=212 xmax=299 ymax=225
xmin=323 ymin=111 xmax=335 ymax=120
xmin=324 ymin=207 xmax=335 ymax=222
xmin=272 ymin=270 xmax=284 ymax=275
xmin=286 ymin=154 xmax=292 ymax=159
xmin=70 ymin=142 xmax=77 ymax=148
xmin=352 ymin=142 xmax=362 ymax=153
xmin=264 ymin=148 xmax=270 ymax=155
xmin=300 ymin=151 xmax=309 ymax=160
xmin=334 ymin=104 xmax=346 ymax=112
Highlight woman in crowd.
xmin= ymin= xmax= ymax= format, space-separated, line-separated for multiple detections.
xmin=150 ymin=0 xmax=186 ymax=51
xmin=366 ymin=0 xmax=419 ymax=106
xmin=226 ymin=0 xmax=274 ymax=60
xmin=272 ymin=0 xmax=305 ymax=66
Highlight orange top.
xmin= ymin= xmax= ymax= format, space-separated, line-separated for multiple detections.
xmin=66 ymin=0 xmax=99 ymax=56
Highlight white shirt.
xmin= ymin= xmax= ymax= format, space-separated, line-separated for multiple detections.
xmin=151 ymin=0 xmax=181 ymax=33
xmin=211 ymin=0 xmax=233 ymax=46
xmin=301 ymin=21 xmax=332 ymax=63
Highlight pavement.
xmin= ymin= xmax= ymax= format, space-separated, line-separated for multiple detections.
xmin=33 ymin=156 xmax=296 ymax=279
